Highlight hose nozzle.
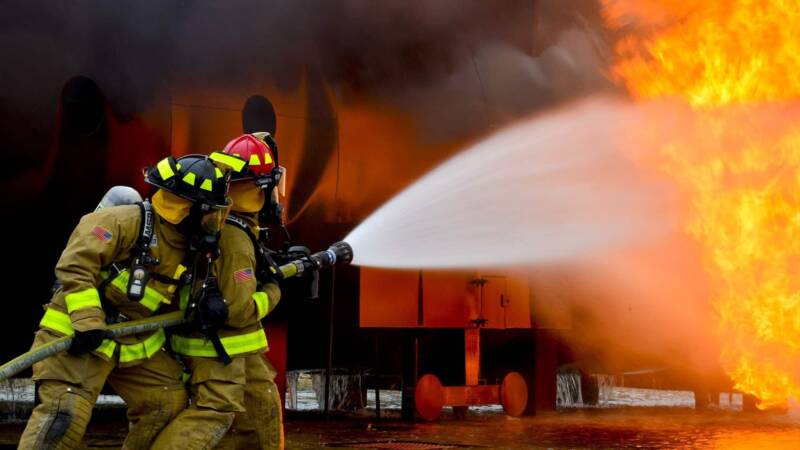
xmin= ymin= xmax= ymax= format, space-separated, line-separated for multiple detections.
xmin=310 ymin=241 xmax=353 ymax=270
xmin=328 ymin=241 xmax=354 ymax=266
xmin=276 ymin=241 xmax=354 ymax=279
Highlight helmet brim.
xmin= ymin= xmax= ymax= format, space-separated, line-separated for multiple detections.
xmin=144 ymin=178 xmax=231 ymax=209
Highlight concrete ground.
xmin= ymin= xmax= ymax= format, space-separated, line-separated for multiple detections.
xmin=1 ymin=408 xmax=799 ymax=449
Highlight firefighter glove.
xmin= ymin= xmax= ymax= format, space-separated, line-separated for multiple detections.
xmin=197 ymin=278 xmax=228 ymax=330
xmin=68 ymin=329 xmax=110 ymax=356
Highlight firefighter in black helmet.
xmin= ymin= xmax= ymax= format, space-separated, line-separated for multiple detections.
xmin=19 ymin=153 xmax=237 ymax=450
xmin=154 ymin=136 xmax=285 ymax=450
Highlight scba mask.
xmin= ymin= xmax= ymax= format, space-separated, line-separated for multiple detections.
xmin=199 ymin=203 xmax=231 ymax=236
xmin=178 ymin=200 xmax=231 ymax=257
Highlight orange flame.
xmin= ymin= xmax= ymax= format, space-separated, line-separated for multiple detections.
xmin=604 ymin=0 xmax=800 ymax=409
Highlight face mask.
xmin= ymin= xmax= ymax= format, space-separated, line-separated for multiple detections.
xmin=152 ymin=190 xmax=192 ymax=224
xmin=199 ymin=205 xmax=231 ymax=235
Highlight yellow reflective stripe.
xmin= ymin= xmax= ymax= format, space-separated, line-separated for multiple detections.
xmin=178 ymin=285 xmax=190 ymax=310
xmin=170 ymin=329 xmax=268 ymax=358
xmin=253 ymin=291 xmax=269 ymax=320
xmin=110 ymin=270 xmax=127 ymax=291
xmin=157 ymin=158 xmax=175 ymax=180
xmin=138 ymin=292 xmax=163 ymax=312
xmin=95 ymin=339 xmax=117 ymax=359
xmin=119 ymin=329 xmax=166 ymax=363
xmin=215 ymin=168 xmax=223 ymax=179
xmin=65 ymin=288 xmax=102 ymax=313
xmin=200 ymin=179 xmax=213 ymax=191
xmin=40 ymin=309 xmax=115 ymax=358
xmin=169 ymin=265 xmax=187 ymax=295
xmin=262 ymin=152 xmax=273 ymax=164
xmin=210 ymin=152 xmax=246 ymax=172
xmin=249 ymin=154 xmax=261 ymax=166
xmin=39 ymin=308 xmax=74 ymax=336
xmin=182 ymin=172 xmax=196 ymax=186
xmin=109 ymin=270 xmax=167 ymax=312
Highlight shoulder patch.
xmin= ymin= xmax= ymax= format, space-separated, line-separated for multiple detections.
xmin=91 ymin=225 xmax=113 ymax=243
xmin=233 ymin=267 xmax=254 ymax=284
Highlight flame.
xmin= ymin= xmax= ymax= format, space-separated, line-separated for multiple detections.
xmin=603 ymin=0 xmax=800 ymax=409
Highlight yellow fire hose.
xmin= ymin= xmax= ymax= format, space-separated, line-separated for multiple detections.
xmin=0 ymin=310 xmax=188 ymax=382
xmin=0 ymin=241 xmax=353 ymax=382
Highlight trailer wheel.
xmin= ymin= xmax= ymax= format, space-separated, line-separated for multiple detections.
xmin=415 ymin=374 xmax=444 ymax=421
xmin=500 ymin=371 xmax=528 ymax=417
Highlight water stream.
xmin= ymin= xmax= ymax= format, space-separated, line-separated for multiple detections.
xmin=346 ymin=96 xmax=669 ymax=269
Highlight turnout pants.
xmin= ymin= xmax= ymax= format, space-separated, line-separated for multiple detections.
xmin=215 ymin=354 xmax=284 ymax=450
xmin=18 ymin=329 xmax=188 ymax=450
xmin=151 ymin=356 xmax=246 ymax=450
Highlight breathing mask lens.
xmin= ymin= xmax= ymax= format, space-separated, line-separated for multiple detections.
xmin=199 ymin=204 xmax=231 ymax=235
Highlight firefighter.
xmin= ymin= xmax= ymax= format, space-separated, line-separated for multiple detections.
xmin=152 ymin=134 xmax=285 ymax=450
xmin=19 ymin=154 xmax=233 ymax=450
xmin=217 ymin=133 xmax=285 ymax=450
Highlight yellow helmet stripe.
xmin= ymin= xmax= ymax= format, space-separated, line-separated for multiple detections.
xmin=262 ymin=152 xmax=273 ymax=164
xmin=156 ymin=158 xmax=175 ymax=180
xmin=210 ymin=152 xmax=246 ymax=172
xmin=182 ymin=172 xmax=196 ymax=186
xmin=200 ymin=179 xmax=213 ymax=191
xmin=215 ymin=168 xmax=223 ymax=179
xmin=249 ymin=154 xmax=261 ymax=166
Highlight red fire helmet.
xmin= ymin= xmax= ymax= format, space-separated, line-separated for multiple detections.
xmin=222 ymin=134 xmax=277 ymax=182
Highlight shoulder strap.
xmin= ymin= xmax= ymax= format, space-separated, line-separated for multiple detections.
xmin=223 ymin=214 xmax=247 ymax=231
xmin=137 ymin=200 xmax=155 ymax=251
xmin=225 ymin=214 xmax=257 ymax=242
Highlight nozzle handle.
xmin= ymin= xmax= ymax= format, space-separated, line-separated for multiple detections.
xmin=275 ymin=241 xmax=353 ymax=279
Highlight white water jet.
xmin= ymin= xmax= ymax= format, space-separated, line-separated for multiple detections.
xmin=346 ymin=96 xmax=669 ymax=268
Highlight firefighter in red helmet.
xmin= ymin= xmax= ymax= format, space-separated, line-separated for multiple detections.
xmin=153 ymin=134 xmax=285 ymax=450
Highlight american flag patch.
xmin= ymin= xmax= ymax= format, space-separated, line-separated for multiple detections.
xmin=91 ymin=225 xmax=113 ymax=243
xmin=233 ymin=268 xmax=254 ymax=283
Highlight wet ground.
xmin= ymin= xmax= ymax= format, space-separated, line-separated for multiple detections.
xmin=1 ymin=380 xmax=797 ymax=448
xmin=288 ymin=409 xmax=800 ymax=449
xmin=0 ymin=408 xmax=798 ymax=449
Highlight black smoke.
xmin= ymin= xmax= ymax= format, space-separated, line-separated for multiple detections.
xmin=0 ymin=0 xmax=614 ymax=362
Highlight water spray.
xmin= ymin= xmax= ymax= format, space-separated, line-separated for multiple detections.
xmin=345 ymin=97 xmax=669 ymax=269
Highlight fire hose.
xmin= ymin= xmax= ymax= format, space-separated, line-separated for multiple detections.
xmin=0 ymin=241 xmax=353 ymax=382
